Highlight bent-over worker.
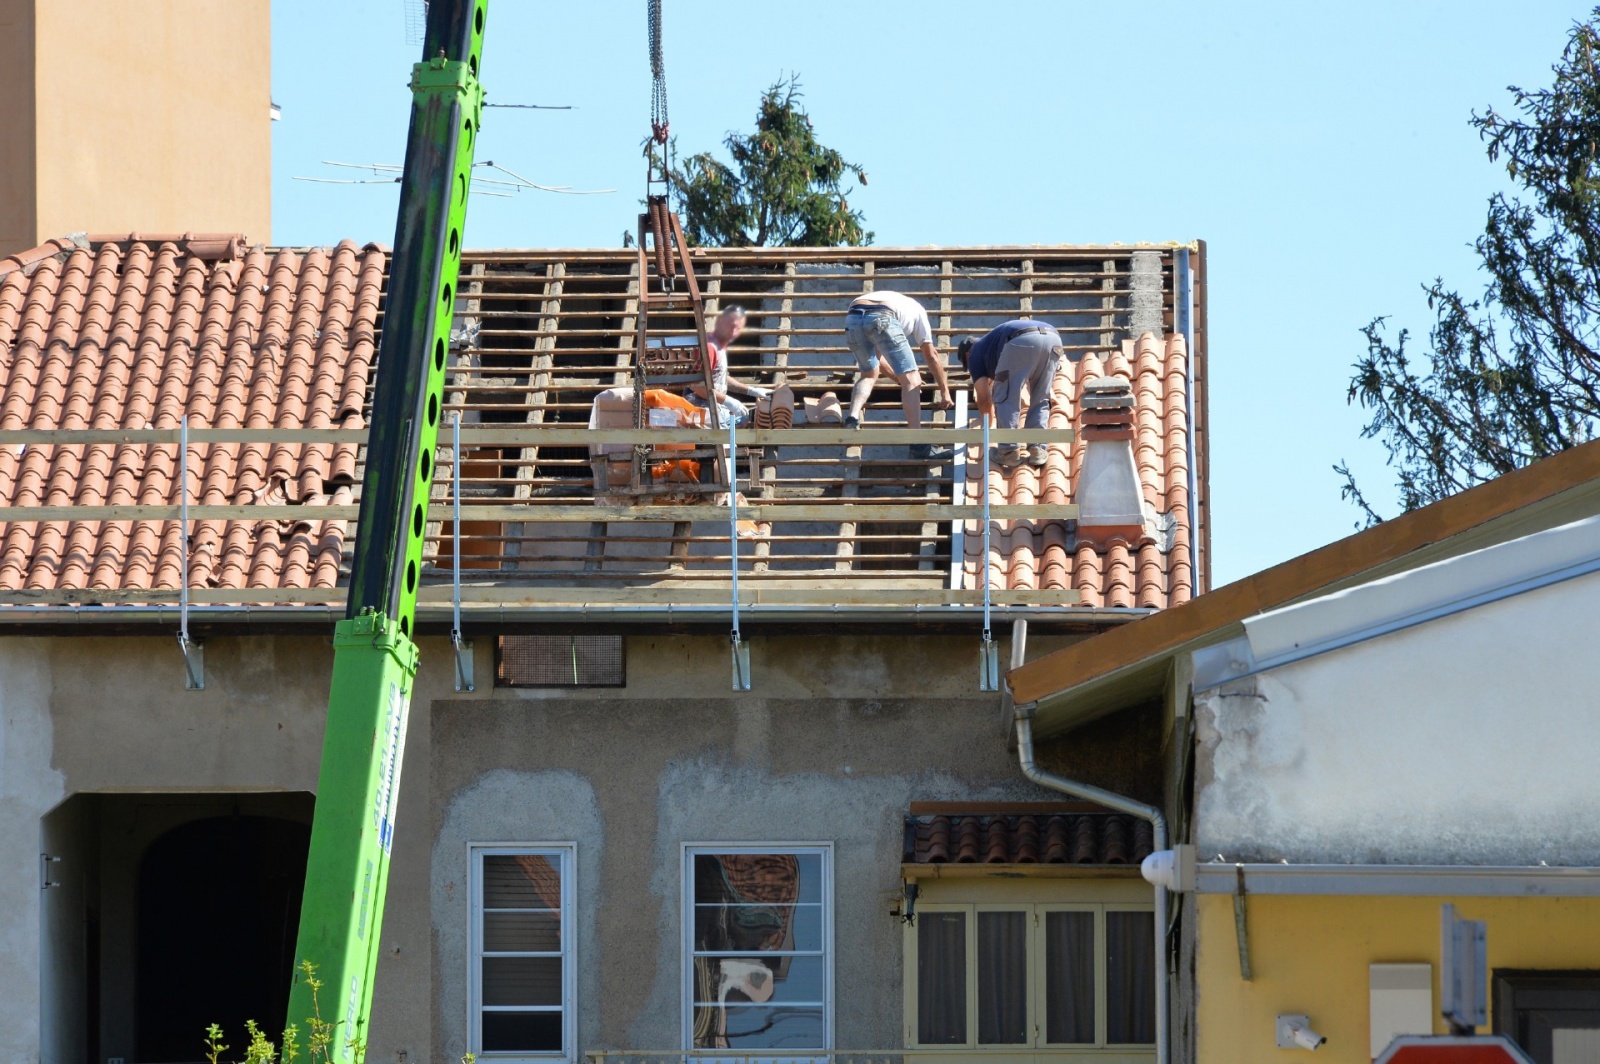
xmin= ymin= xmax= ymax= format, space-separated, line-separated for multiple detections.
xmin=685 ymin=305 xmax=769 ymax=428
xmin=958 ymin=318 xmax=1067 ymax=469
xmin=841 ymin=291 xmax=954 ymax=461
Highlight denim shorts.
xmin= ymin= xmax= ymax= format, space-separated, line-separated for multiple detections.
xmin=844 ymin=307 xmax=918 ymax=377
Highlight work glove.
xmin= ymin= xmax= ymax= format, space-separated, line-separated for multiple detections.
xmin=748 ymin=386 xmax=772 ymax=400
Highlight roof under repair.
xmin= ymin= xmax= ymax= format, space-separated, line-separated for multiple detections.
xmin=0 ymin=235 xmax=1208 ymax=624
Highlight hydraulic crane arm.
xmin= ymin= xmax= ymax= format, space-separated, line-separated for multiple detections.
xmin=286 ymin=2 xmax=487 ymax=1057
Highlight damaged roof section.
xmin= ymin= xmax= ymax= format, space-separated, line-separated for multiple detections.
xmin=0 ymin=238 xmax=1208 ymax=620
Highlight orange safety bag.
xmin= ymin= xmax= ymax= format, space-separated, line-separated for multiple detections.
xmin=642 ymin=389 xmax=704 ymax=483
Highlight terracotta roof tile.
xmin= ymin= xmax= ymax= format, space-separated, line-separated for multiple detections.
xmin=960 ymin=330 xmax=1194 ymax=610
xmin=0 ymin=235 xmax=385 ymax=599
xmin=905 ymin=812 xmax=1155 ymax=866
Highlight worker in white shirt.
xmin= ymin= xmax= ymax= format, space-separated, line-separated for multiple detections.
xmin=841 ymin=291 xmax=954 ymax=461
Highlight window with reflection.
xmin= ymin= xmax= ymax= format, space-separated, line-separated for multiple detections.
xmin=685 ymin=847 xmax=831 ymax=1051
xmin=909 ymin=903 xmax=1154 ymax=1051
xmin=470 ymin=847 xmax=574 ymax=1060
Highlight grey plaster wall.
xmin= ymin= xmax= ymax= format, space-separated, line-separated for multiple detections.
xmin=0 ymin=632 xmax=473 ymax=1064
xmin=0 ymin=638 xmax=62 ymax=1064
xmin=429 ymin=632 xmax=1059 ymax=1059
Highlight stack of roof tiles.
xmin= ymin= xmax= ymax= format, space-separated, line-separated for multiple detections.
xmin=962 ymin=331 xmax=1193 ymax=609
xmin=0 ymin=235 xmax=384 ymax=596
xmin=903 ymin=811 xmax=1156 ymax=866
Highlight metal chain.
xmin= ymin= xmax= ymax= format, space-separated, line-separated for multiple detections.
xmin=648 ymin=0 xmax=669 ymax=144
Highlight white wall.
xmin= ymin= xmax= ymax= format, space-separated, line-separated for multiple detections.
xmin=1193 ymin=569 xmax=1600 ymax=865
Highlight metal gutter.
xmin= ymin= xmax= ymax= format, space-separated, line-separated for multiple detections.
xmin=1194 ymin=862 xmax=1600 ymax=897
xmin=1015 ymin=708 xmax=1170 ymax=1064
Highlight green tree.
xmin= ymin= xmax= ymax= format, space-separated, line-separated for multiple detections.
xmin=665 ymin=76 xmax=871 ymax=247
xmin=1338 ymin=10 xmax=1600 ymax=524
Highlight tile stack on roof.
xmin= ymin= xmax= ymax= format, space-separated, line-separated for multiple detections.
xmin=962 ymin=331 xmax=1193 ymax=609
xmin=0 ymin=236 xmax=384 ymax=595
xmin=903 ymin=811 xmax=1156 ymax=866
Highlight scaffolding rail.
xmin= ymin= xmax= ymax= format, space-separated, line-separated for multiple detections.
xmin=0 ymin=424 xmax=1079 ymax=609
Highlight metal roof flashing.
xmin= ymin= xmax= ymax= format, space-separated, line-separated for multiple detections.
xmin=1008 ymin=438 xmax=1600 ymax=730
xmin=1193 ymin=511 xmax=1600 ymax=691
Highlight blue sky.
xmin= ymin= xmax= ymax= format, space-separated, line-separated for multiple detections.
xmin=272 ymin=0 xmax=1588 ymax=587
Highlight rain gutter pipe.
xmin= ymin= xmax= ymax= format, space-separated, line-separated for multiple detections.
xmin=1014 ymin=706 xmax=1169 ymax=1064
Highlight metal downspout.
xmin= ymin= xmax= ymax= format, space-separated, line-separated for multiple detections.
xmin=1014 ymin=709 xmax=1170 ymax=1064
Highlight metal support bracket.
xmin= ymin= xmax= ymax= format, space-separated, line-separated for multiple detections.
xmin=729 ymin=420 xmax=751 ymax=691
xmin=978 ymin=416 xmax=999 ymax=691
xmin=450 ymin=416 xmax=474 ymax=691
xmin=410 ymin=55 xmax=485 ymax=124
xmin=177 ymin=415 xmax=203 ymax=690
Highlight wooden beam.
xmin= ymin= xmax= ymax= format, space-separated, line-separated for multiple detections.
xmin=0 ymin=585 xmax=1081 ymax=607
xmin=834 ymin=443 xmax=862 ymax=571
xmin=0 ymin=426 xmax=1075 ymax=447
xmin=0 ymin=502 xmax=1078 ymax=523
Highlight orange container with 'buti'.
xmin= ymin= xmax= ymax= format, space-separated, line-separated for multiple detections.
xmin=642 ymin=389 xmax=704 ymax=483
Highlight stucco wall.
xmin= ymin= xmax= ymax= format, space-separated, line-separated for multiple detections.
xmin=429 ymin=632 xmax=1064 ymax=1059
xmin=1195 ymin=893 xmax=1600 ymax=1064
xmin=0 ymin=625 xmax=1136 ymax=1061
xmin=1192 ymin=571 xmax=1600 ymax=864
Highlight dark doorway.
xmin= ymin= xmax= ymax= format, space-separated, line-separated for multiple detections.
xmin=135 ymin=815 xmax=310 ymax=1062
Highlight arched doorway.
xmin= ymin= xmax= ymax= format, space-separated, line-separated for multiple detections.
xmin=135 ymin=815 xmax=310 ymax=1061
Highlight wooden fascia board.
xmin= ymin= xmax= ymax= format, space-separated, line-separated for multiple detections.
xmin=1008 ymin=437 xmax=1600 ymax=709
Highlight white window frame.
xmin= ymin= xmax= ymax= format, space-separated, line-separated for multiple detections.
xmin=680 ymin=842 xmax=835 ymax=1053
xmin=905 ymin=900 xmax=1156 ymax=1052
xmin=468 ymin=843 xmax=577 ymax=1062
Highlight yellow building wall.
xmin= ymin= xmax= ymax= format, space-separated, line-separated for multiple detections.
xmin=0 ymin=0 xmax=271 ymax=256
xmin=1196 ymin=893 xmax=1600 ymax=1064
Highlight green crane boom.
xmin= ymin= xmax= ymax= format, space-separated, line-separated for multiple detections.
xmin=285 ymin=2 xmax=487 ymax=1056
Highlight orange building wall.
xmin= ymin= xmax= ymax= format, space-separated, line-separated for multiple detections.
xmin=0 ymin=0 xmax=270 ymax=256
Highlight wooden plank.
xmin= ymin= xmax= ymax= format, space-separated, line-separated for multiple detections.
xmin=460 ymin=243 xmax=1191 ymax=265
xmin=774 ymin=261 xmax=795 ymax=373
xmin=0 ymin=586 xmax=1081 ymax=607
xmin=949 ymin=390 xmax=970 ymax=589
xmin=455 ymin=427 xmax=1074 ymax=446
xmin=751 ymin=463 xmax=777 ymax=574
xmin=1020 ymin=257 xmax=1034 ymax=315
xmin=613 ymin=261 xmax=640 ymax=387
xmin=0 ymin=427 xmax=1076 ymax=448
xmin=514 ymin=261 xmax=565 ymax=501
xmin=834 ymin=443 xmax=862 ymax=572
xmin=668 ymin=520 xmax=691 ymax=569
xmin=582 ymin=519 xmax=607 ymax=572
xmin=0 ymin=502 xmax=1078 ymax=523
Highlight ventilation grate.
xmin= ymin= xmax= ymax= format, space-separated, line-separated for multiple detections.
xmin=496 ymin=635 xmax=625 ymax=687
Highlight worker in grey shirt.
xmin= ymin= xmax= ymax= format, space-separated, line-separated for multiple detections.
xmin=842 ymin=290 xmax=954 ymax=460
xmin=958 ymin=319 xmax=1067 ymax=469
